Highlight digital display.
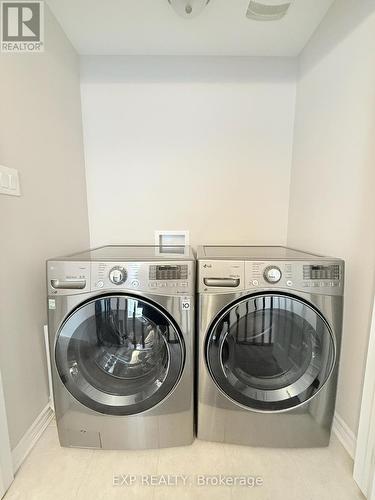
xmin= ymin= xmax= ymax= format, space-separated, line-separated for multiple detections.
xmin=303 ymin=265 xmax=340 ymax=280
xmin=149 ymin=265 xmax=188 ymax=281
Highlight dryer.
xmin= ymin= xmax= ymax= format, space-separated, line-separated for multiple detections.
xmin=197 ymin=246 xmax=344 ymax=448
xmin=47 ymin=245 xmax=195 ymax=449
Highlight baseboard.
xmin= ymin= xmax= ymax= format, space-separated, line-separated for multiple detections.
xmin=12 ymin=403 xmax=54 ymax=473
xmin=333 ymin=412 xmax=357 ymax=459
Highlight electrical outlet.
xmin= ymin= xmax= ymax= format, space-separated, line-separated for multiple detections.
xmin=0 ymin=165 xmax=21 ymax=196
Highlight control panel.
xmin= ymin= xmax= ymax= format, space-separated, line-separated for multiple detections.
xmin=90 ymin=261 xmax=193 ymax=295
xmin=303 ymin=264 xmax=340 ymax=281
xmin=48 ymin=261 xmax=194 ymax=296
xmin=198 ymin=260 xmax=344 ymax=295
xmin=149 ymin=264 xmax=188 ymax=281
xmin=245 ymin=260 xmax=344 ymax=295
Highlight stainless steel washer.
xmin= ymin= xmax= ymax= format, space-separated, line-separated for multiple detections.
xmin=197 ymin=246 xmax=344 ymax=448
xmin=47 ymin=245 xmax=195 ymax=449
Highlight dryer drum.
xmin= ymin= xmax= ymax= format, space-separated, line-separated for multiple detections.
xmin=206 ymin=294 xmax=335 ymax=412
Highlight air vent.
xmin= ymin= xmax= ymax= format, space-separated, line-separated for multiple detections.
xmin=246 ymin=0 xmax=293 ymax=21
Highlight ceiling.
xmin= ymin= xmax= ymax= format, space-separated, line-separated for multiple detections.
xmin=46 ymin=0 xmax=335 ymax=56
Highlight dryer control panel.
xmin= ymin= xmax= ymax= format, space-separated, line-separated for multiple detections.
xmin=199 ymin=259 xmax=344 ymax=296
xmin=245 ymin=260 xmax=344 ymax=296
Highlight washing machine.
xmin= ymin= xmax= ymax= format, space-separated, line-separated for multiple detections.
xmin=197 ymin=246 xmax=344 ymax=448
xmin=47 ymin=245 xmax=195 ymax=449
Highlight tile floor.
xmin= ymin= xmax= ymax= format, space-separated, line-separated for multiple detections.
xmin=5 ymin=420 xmax=364 ymax=500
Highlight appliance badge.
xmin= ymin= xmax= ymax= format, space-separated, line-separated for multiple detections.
xmin=181 ymin=297 xmax=191 ymax=311
xmin=48 ymin=299 xmax=56 ymax=310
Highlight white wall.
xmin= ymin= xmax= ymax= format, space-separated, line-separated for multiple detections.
xmin=62 ymin=2 xmax=375 ymax=443
xmin=0 ymin=7 xmax=90 ymax=449
xmin=81 ymin=56 xmax=297 ymax=247
xmin=288 ymin=0 xmax=375 ymax=435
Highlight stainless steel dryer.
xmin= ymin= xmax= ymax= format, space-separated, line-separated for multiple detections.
xmin=47 ymin=246 xmax=195 ymax=449
xmin=197 ymin=246 xmax=344 ymax=448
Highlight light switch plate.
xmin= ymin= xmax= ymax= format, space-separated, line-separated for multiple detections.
xmin=0 ymin=165 xmax=21 ymax=196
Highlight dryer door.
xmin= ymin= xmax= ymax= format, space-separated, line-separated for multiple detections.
xmin=206 ymin=293 xmax=335 ymax=412
xmin=55 ymin=295 xmax=184 ymax=415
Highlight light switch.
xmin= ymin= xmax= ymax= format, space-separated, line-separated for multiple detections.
xmin=0 ymin=165 xmax=21 ymax=196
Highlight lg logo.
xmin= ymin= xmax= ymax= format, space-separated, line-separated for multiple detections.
xmin=1 ymin=1 xmax=44 ymax=52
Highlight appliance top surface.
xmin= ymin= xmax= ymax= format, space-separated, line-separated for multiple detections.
xmin=197 ymin=245 xmax=341 ymax=261
xmin=50 ymin=245 xmax=195 ymax=262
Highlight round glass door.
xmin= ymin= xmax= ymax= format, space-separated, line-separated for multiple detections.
xmin=206 ymin=294 xmax=335 ymax=412
xmin=56 ymin=295 xmax=184 ymax=415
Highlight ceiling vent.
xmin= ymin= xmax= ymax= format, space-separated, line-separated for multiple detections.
xmin=246 ymin=0 xmax=294 ymax=21
xmin=168 ymin=0 xmax=211 ymax=19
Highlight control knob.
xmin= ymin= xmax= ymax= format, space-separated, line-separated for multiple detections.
xmin=264 ymin=266 xmax=282 ymax=284
xmin=109 ymin=266 xmax=127 ymax=285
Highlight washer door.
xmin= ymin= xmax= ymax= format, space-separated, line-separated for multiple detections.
xmin=55 ymin=295 xmax=184 ymax=415
xmin=206 ymin=294 xmax=335 ymax=412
